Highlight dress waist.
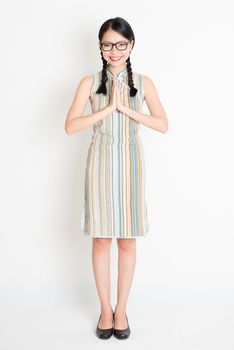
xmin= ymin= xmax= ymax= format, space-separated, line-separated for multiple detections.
xmin=90 ymin=131 xmax=141 ymax=145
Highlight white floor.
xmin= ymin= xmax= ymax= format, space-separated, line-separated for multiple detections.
xmin=0 ymin=287 xmax=233 ymax=350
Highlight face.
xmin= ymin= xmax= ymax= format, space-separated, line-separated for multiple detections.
xmin=99 ymin=28 xmax=133 ymax=69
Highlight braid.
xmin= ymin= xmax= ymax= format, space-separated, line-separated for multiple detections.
xmin=96 ymin=53 xmax=108 ymax=95
xmin=126 ymin=57 xmax=138 ymax=97
xmin=96 ymin=54 xmax=138 ymax=97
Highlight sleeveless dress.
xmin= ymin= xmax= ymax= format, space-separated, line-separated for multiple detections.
xmin=80 ymin=66 xmax=149 ymax=238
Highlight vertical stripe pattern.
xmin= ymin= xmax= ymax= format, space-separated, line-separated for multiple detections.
xmin=80 ymin=67 xmax=149 ymax=238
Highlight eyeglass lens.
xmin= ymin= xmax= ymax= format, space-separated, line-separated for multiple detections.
xmin=100 ymin=42 xmax=128 ymax=51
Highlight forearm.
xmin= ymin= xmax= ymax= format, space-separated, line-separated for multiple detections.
xmin=121 ymin=105 xmax=168 ymax=133
xmin=66 ymin=106 xmax=114 ymax=135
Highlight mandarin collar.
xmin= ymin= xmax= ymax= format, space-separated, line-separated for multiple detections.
xmin=106 ymin=66 xmax=128 ymax=80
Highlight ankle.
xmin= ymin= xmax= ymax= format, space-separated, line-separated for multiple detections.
xmin=101 ymin=304 xmax=113 ymax=314
xmin=114 ymin=304 xmax=126 ymax=315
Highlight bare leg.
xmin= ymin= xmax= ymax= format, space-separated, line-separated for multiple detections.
xmin=92 ymin=238 xmax=113 ymax=328
xmin=114 ymin=238 xmax=136 ymax=329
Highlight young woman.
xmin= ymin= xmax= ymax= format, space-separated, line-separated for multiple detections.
xmin=65 ymin=17 xmax=168 ymax=340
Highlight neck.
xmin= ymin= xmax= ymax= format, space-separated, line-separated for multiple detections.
xmin=107 ymin=64 xmax=127 ymax=77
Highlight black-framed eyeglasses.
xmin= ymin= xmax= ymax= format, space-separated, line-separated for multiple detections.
xmin=100 ymin=41 xmax=130 ymax=51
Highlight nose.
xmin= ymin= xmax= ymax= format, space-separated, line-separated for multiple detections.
xmin=110 ymin=45 xmax=119 ymax=53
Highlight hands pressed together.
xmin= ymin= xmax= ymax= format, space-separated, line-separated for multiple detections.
xmin=109 ymin=77 xmax=126 ymax=114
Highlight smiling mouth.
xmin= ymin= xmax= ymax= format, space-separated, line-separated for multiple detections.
xmin=110 ymin=57 xmax=122 ymax=61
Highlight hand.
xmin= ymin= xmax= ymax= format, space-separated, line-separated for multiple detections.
xmin=108 ymin=77 xmax=117 ymax=112
xmin=116 ymin=79 xmax=125 ymax=112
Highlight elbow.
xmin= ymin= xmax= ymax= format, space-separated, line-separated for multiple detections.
xmin=65 ymin=122 xmax=72 ymax=135
xmin=161 ymin=124 xmax=168 ymax=133
xmin=161 ymin=116 xmax=169 ymax=134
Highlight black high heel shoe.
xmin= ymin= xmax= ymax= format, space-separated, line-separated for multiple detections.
xmin=95 ymin=312 xmax=113 ymax=339
xmin=113 ymin=312 xmax=131 ymax=339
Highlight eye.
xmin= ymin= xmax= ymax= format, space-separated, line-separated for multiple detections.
xmin=116 ymin=42 xmax=128 ymax=50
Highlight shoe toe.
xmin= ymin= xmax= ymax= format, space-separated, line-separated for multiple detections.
xmin=114 ymin=327 xmax=130 ymax=339
xmin=96 ymin=328 xmax=113 ymax=339
xmin=95 ymin=313 xmax=113 ymax=339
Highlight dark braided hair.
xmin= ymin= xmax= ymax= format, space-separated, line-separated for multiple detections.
xmin=96 ymin=17 xmax=138 ymax=97
xmin=126 ymin=56 xmax=138 ymax=97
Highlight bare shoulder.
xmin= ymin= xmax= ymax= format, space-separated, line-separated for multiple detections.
xmin=141 ymin=74 xmax=158 ymax=95
xmin=74 ymin=74 xmax=94 ymax=98
xmin=78 ymin=74 xmax=94 ymax=89
xmin=81 ymin=74 xmax=93 ymax=83
xmin=141 ymin=74 xmax=152 ymax=82
xmin=143 ymin=75 xmax=165 ymax=106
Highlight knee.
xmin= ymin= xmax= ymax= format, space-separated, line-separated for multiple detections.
xmin=117 ymin=238 xmax=136 ymax=252
xmin=93 ymin=237 xmax=112 ymax=250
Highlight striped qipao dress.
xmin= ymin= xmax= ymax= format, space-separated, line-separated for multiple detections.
xmin=81 ymin=66 xmax=149 ymax=238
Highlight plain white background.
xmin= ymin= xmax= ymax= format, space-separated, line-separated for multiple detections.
xmin=0 ymin=0 xmax=233 ymax=348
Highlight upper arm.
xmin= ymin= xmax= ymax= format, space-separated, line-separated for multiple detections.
xmin=143 ymin=75 xmax=167 ymax=119
xmin=65 ymin=75 xmax=94 ymax=124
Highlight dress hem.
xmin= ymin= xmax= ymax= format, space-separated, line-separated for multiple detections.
xmin=81 ymin=227 xmax=150 ymax=239
xmin=80 ymin=206 xmax=149 ymax=238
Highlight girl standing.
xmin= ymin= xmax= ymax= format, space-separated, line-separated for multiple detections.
xmin=65 ymin=17 xmax=168 ymax=340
